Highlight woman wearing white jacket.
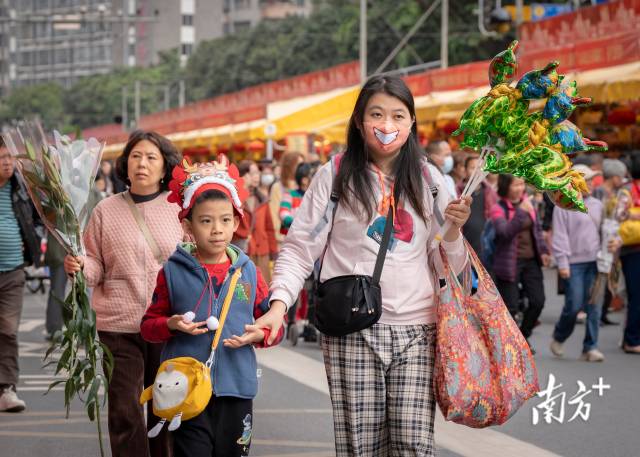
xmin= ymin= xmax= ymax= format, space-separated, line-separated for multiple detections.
xmin=256 ymin=75 xmax=471 ymax=456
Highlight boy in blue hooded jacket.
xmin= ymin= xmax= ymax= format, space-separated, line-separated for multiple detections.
xmin=141 ymin=155 xmax=284 ymax=457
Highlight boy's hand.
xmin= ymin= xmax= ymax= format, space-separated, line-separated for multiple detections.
xmin=223 ymin=325 xmax=265 ymax=348
xmin=254 ymin=300 xmax=287 ymax=345
xmin=167 ymin=314 xmax=208 ymax=335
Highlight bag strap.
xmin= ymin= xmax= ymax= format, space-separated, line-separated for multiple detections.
xmin=318 ymin=182 xmax=397 ymax=285
xmin=122 ymin=192 xmax=164 ymax=265
xmin=372 ymin=199 xmax=395 ymax=285
xmin=206 ymin=268 xmax=242 ymax=368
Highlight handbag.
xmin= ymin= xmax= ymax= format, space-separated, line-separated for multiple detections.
xmin=123 ymin=192 xmax=164 ymax=264
xmin=434 ymin=240 xmax=539 ymax=428
xmin=140 ymin=268 xmax=242 ymax=436
xmin=314 ymin=190 xmax=396 ymax=337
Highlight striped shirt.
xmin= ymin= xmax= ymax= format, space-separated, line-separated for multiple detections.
xmin=0 ymin=182 xmax=24 ymax=271
xmin=279 ymin=188 xmax=304 ymax=236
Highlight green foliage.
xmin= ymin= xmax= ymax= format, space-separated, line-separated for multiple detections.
xmin=0 ymin=83 xmax=68 ymax=131
xmin=0 ymin=0 xmax=514 ymax=131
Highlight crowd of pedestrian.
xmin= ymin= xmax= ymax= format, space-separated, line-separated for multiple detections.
xmin=0 ymin=74 xmax=639 ymax=457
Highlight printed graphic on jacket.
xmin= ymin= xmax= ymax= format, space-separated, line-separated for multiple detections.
xmin=366 ymin=207 xmax=414 ymax=251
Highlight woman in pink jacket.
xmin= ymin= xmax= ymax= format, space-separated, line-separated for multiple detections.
xmin=256 ymin=75 xmax=471 ymax=456
xmin=64 ymin=130 xmax=182 ymax=457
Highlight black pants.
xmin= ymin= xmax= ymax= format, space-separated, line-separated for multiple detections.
xmin=495 ymin=258 xmax=546 ymax=339
xmin=98 ymin=331 xmax=171 ymax=457
xmin=173 ymin=396 xmax=253 ymax=457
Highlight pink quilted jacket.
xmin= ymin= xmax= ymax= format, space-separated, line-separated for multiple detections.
xmin=83 ymin=192 xmax=183 ymax=333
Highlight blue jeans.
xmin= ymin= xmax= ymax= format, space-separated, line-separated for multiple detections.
xmin=553 ymin=261 xmax=600 ymax=352
xmin=621 ymin=251 xmax=640 ymax=346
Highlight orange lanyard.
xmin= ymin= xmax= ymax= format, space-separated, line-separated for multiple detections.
xmin=372 ymin=164 xmax=396 ymax=221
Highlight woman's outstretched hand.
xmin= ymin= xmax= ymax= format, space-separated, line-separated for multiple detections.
xmin=253 ymin=300 xmax=287 ymax=345
xmin=223 ymin=325 xmax=266 ymax=348
xmin=443 ymin=196 xmax=472 ymax=241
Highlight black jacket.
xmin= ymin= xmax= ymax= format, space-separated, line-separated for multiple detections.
xmin=9 ymin=173 xmax=44 ymax=268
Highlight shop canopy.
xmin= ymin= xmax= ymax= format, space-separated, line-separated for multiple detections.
xmin=100 ymin=61 xmax=639 ymax=160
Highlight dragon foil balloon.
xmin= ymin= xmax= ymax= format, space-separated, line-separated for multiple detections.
xmin=453 ymin=40 xmax=607 ymax=212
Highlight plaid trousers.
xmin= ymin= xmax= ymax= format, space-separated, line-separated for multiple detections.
xmin=321 ymin=323 xmax=437 ymax=457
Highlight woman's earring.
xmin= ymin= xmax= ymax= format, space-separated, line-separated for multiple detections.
xmin=161 ymin=178 xmax=164 ymax=184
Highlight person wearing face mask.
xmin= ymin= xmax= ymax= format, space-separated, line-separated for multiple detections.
xmin=491 ymin=174 xmax=550 ymax=354
xmin=233 ymin=160 xmax=278 ymax=283
xmin=426 ymin=140 xmax=457 ymax=198
xmin=255 ymin=75 xmax=471 ymax=456
xmin=591 ymin=159 xmax=628 ymax=326
xmin=259 ymin=165 xmax=276 ymax=195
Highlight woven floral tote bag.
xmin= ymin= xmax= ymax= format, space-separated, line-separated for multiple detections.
xmin=433 ymin=239 xmax=540 ymax=428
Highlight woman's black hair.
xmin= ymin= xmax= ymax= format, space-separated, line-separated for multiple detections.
xmin=115 ymin=130 xmax=181 ymax=192
xmin=185 ymin=189 xmax=232 ymax=221
xmin=497 ymin=174 xmax=516 ymax=198
xmin=335 ymin=75 xmax=427 ymax=223
xmin=295 ymin=162 xmax=312 ymax=188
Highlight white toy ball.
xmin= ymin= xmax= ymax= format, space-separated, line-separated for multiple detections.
xmin=206 ymin=316 xmax=219 ymax=331
xmin=182 ymin=311 xmax=195 ymax=323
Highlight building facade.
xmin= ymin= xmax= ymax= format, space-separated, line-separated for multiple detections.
xmin=0 ymin=0 xmax=312 ymax=94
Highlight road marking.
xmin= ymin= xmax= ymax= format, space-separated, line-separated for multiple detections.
xmin=18 ymin=341 xmax=49 ymax=358
xmin=251 ymin=439 xmax=333 ymax=449
xmin=19 ymin=374 xmax=63 ymax=379
xmin=0 ymin=430 xmax=106 ymax=439
xmin=0 ymin=418 xmax=104 ymax=428
xmin=257 ymin=346 xmax=562 ymax=457
xmin=256 ymin=452 xmax=333 ymax=457
xmin=18 ymin=319 xmax=45 ymax=332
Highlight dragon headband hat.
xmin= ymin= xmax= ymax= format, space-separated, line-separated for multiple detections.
xmin=167 ymin=154 xmax=249 ymax=220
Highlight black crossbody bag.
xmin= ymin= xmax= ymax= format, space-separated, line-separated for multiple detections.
xmin=314 ymin=187 xmax=398 ymax=337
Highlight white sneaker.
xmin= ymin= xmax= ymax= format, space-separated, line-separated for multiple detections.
xmin=0 ymin=386 xmax=26 ymax=412
xmin=550 ymin=339 xmax=564 ymax=357
xmin=580 ymin=349 xmax=605 ymax=362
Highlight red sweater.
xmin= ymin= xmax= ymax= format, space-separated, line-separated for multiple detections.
xmin=141 ymin=258 xmax=283 ymax=348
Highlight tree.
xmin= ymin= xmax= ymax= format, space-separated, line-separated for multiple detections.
xmin=184 ymin=0 xmax=513 ymax=102
xmin=0 ymin=83 xmax=68 ymax=131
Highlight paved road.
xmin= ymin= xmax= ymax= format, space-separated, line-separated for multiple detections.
xmin=1 ymin=268 xmax=638 ymax=456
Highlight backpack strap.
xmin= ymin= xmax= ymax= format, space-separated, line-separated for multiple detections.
xmin=310 ymin=153 xmax=343 ymax=238
xmin=421 ymin=161 xmax=445 ymax=226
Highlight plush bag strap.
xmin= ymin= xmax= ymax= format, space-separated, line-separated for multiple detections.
xmin=122 ymin=192 xmax=164 ymax=264
xmin=206 ymin=268 xmax=242 ymax=368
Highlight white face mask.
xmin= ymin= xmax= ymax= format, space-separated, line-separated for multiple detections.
xmin=442 ymin=156 xmax=454 ymax=174
xmin=261 ymin=174 xmax=275 ymax=187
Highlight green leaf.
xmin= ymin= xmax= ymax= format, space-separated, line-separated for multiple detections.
xmin=45 ymin=379 xmax=66 ymax=395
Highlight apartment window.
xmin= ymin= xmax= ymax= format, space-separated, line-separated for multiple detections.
xmin=234 ymin=21 xmax=251 ymax=32
xmin=181 ymin=43 xmax=193 ymax=56
xmin=56 ymin=48 xmax=71 ymax=64
xmin=182 ymin=15 xmax=193 ymax=26
xmin=223 ymin=22 xmax=230 ymax=35
xmin=128 ymin=43 xmax=135 ymax=58
xmin=19 ymin=51 xmax=32 ymax=66
xmin=223 ymin=0 xmax=230 ymax=13
xmin=76 ymin=46 xmax=88 ymax=63
xmin=37 ymin=50 xmax=50 ymax=66
xmin=234 ymin=0 xmax=251 ymax=10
